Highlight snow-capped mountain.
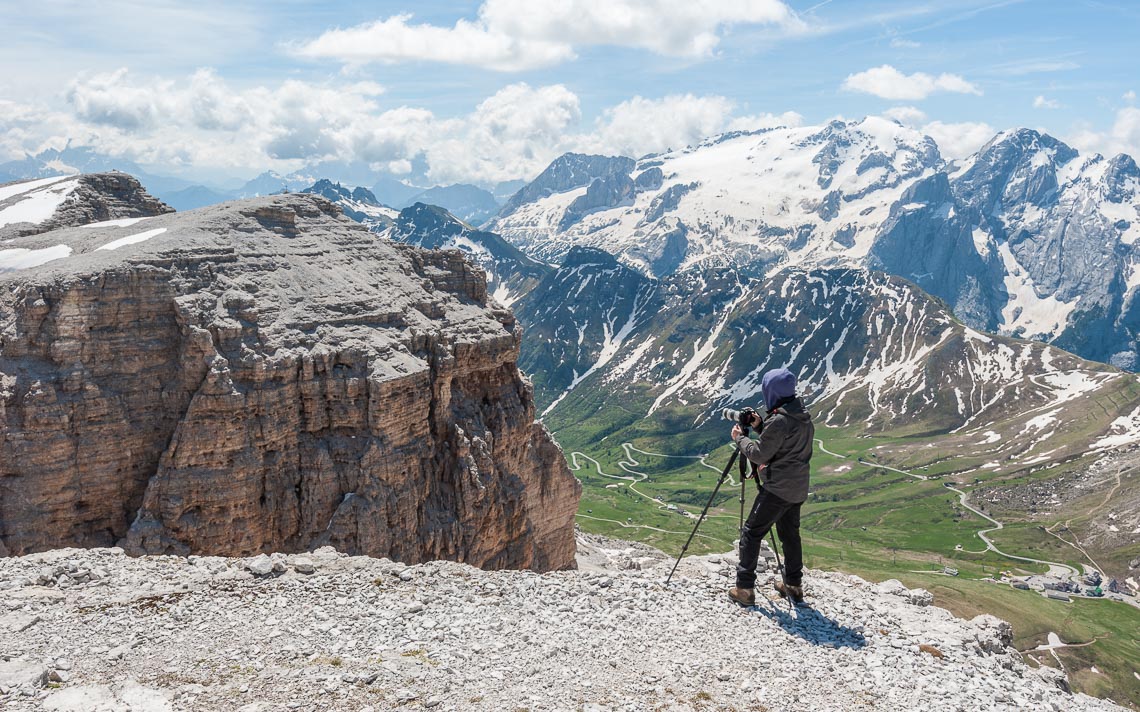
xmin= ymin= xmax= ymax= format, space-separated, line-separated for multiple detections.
xmin=488 ymin=119 xmax=940 ymax=273
xmin=491 ymin=119 xmax=1140 ymax=370
xmin=518 ymin=257 xmax=1140 ymax=469
xmin=513 ymin=247 xmax=658 ymax=411
xmin=872 ymin=129 xmax=1140 ymax=367
xmin=496 ymin=153 xmax=637 ymax=228
xmin=301 ymin=179 xmax=398 ymax=229
xmin=379 ymin=203 xmax=550 ymax=307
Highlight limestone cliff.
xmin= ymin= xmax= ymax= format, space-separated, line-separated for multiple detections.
xmin=0 ymin=191 xmax=580 ymax=571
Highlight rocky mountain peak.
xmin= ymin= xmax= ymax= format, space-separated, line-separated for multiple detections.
xmin=497 ymin=153 xmax=636 ymax=220
xmin=1103 ymin=153 xmax=1140 ymax=203
xmin=396 ymin=201 xmax=466 ymax=235
xmin=560 ymin=245 xmax=623 ymax=268
xmin=382 ymin=202 xmax=550 ymax=309
xmin=301 ymin=179 xmax=396 ymax=229
xmin=302 ymin=179 xmax=382 ymax=208
xmin=956 ymin=129 xmax=1079 ymax=211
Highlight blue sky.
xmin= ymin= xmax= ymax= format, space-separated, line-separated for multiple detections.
xmin=1 ymin=0 xmax=1137 ymax=186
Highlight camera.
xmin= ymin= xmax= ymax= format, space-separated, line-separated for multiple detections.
xmin=722 ymin=406 xmax=760 ymax=429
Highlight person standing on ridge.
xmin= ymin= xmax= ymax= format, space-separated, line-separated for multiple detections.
xmin=727 ymin=367 xmax=814 ymax=605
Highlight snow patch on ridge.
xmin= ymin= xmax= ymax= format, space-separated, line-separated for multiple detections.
xmin=997 ymin=242 xmax=1078 ymax=339
xmin=0 ymin=175 xmax=74 ymax=203
xmin=0 ymin=244 xmax=73 ymax=271
xmin=1093 ymin=404 xmax=1140 ymax=450
xmin=0 ymin=178 xmax=80 ymax=228
xmin=649 ymin=286 xmax=748 ymax=415
xmin=97 ymin=228 xmax=168 ymax=251
xmin=81 ymin=216 xmax=152 ymax=229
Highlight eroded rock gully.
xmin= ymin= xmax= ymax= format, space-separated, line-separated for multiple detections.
xmin=0 ymin=193 xmax=580 ymax=571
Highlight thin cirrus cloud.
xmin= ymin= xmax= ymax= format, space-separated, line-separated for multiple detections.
xmin=294 ymin=0 xmax=804 ymax=71
xmin=843 ymin=64 xmax=981 ymax=101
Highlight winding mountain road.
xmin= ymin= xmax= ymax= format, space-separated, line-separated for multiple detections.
xmin=814 ymin=438 xmax=1081 ymax=581
xmin=569 ymin=442 xmax=752 ymax=538
xmin=575 ymin=436 xmax=1088 ymax=586
xmin=942 ymin=484 xmax=1080 ymax=579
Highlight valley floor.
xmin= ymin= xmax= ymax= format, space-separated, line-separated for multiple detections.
xmin=0 ymin=541 xmax=1127 ymax=712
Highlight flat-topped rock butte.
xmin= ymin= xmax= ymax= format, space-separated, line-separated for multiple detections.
xmin=0 ymin=188 xmax=579 ymax=571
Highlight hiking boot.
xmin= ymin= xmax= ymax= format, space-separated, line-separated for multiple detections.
xmin=774 ymin=580 xmax=804 ymax=603
xmin=728 ymin=587 xmax=755 ymax=606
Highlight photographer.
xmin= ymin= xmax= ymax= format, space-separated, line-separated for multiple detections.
xmin=727 ymin=368 xmax=814 ymax=606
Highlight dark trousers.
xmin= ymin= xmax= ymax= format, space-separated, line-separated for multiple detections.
xmin=736 ymin=488 xmax=803 ymax=589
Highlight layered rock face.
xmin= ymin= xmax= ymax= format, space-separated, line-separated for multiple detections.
xmin=0 ymin=192 xmax=580 ymax=571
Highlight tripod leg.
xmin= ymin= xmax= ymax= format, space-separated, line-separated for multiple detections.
xmin=769 ymin=529 xmax=783 ymax=577
xmin=738 ymin=465 xmax=746 ymax=540
xmin=665 ymin=448 xmax=739 ymax=585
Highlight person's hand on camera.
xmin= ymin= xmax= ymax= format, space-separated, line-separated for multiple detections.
xmin=749 ymin=412 xmax=762 ymax=428
xmin=730 ymin=424 xmax=743 ymax=442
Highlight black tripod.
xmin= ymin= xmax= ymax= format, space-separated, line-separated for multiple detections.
xmin=665 ymin=430 xmax=784 ymax=585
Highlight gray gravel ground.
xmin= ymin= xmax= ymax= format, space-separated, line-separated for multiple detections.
xmin=0 ymin=536 xmax=1124 ymax=711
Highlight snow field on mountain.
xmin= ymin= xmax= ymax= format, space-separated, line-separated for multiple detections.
xmin=1093 ymin=404 xmax=1140 ymax=450
xmin=79 ymin=217 xmax=152 ymax=229
xmin=0 ymin=245 xmax=73 ymax=272
xmin=0 ymin=175 xmax=75 ymax=203
xmin=501 ymin=119 xmax=940 ymax=279
xmin=996 ymin=243 xmax=1080 ymax=339
xmin=96 ymin=227 xmax=168 ymax=251
xmin=0 ymin=177 xmax=79 ymax=228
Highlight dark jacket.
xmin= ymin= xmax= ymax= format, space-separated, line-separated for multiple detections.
xmin=733 ymin=398 xmax=814 ymax=503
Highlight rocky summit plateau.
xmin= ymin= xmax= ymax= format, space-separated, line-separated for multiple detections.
xmin=0 ymin=187 xmax=579 ymax=571
xmin=0 ymin=536 xmax=1124 ymax=711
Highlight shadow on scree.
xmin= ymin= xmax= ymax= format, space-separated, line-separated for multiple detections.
xmin=751 ymin=602 xmax=868 ymax=649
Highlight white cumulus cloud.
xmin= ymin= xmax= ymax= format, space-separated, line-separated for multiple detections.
xmin=295 ymin=0 xmax=802 ymax=71
xmin=920 ymin=120 xmax=996 ymax=159
xmin=1033 ymin=95 xmax=1061 ymax=110
xmin=582 ymin=94 xmax=734 ymax=157
xmin=842 ymin=65 xmax=981 ymax=101
xmin=422 ymin=83 xmax=584 ymax=184
xmin=1069 ymin=106 xmax=1140 ymax=161
xmin=5 ymin=69 xmax=804 ymax=186
xmin=882 ymin=106 xmax=927 ymax=125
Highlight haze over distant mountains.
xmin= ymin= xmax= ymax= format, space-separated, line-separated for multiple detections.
xmin=0 ymin=146 xmax=513 ymax=224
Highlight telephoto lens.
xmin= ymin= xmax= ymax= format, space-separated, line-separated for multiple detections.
xmin=722 ymin=407 xmax=760 ymax=430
